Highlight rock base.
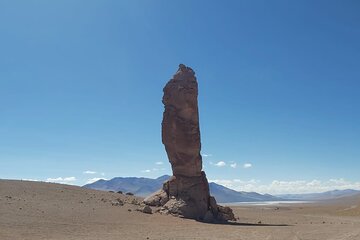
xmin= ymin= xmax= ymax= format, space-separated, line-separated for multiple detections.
xmin=143 ymin=172 xmax=235 ymax=222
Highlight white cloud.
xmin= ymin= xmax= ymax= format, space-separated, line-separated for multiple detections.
xmin=155 ymin=161 xmax=164 ymax=165
xmin=83 ymin=170 xmax=97 ymax=174
xmin=209 ymin=179 xmax=235 ymax=187
xmin=202 ymin=154 xmax=212 ymax=157
xmin=230 ymin=163 xmax=237 ymax=168
xmin=243 ymin=163 xmax=252 ymax=169
xmin=86 ymin=177 xmax=107 ymax=184
xmin=214 ymin=161 xmax=226 ymax=167
xmin=46 ymin=177 xmax=77 ymax=184
xmin=208 ymin=178 xmax=360 ymax=194
xmin=141 ymin=169 xmax=151 ymax=173
xmin=22 ymin=178 xmax=40 ymax=182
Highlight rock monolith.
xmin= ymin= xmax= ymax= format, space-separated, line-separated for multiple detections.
xmin=144 ymin=64 xmax=235 ymax=222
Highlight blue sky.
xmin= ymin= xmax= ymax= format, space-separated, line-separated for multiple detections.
xmin=1 ymin=0 xmax=359 ymax=194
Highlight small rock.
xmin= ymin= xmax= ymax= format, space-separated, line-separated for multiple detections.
xmin=126 ymin=192 xmax=134 ymax=196
xmin=131 ymin=199 xmax=140 ymax=205
xmin=139 ymin=205 xmax=153 ymax=214
xmin=111 ymin=199 xmax=124 ymax=206
xmin=143 ymin=189 xmax=168 ymax=207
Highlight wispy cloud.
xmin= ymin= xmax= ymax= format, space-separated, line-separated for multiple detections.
xmin=46 ymin=177 xmax=77 ymax=184
xmin=83 ymin=170 xmax=97 ymax=174
xmin=202 ymin=153 xmax=212 ymax=157
xmin=214 ymin=161 xmax=226 ymax=167
xmin=210 ymin=161 xmax=238 ymax=168
xmin=208 ymin=178 xmax=360 ymax=194
xmin=141 ymin=169 xmax=151 ymax=173
xmin=155 ymin=161 xmax=164 ymax=165
xmin=243 ymin=163 xmax=252 ymax=169
xmin=22 ymin=178 xmax=40 ymax=182
xmin=86 ymin=177 xmax=107 ymax=184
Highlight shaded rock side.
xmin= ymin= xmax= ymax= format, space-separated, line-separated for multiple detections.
xmin=144 ymin=64 xmax=234 ymax=222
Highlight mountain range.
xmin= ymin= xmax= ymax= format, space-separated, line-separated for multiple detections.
xmin=277 ymin=189 xmax=360 ymax=201
xmin=83 ymin=175 xmax=282 ymax=203
xmin=84 ymin=175 xmax=170 ymax=198
xmin=83 ymin=175 xmax=360 ymax=203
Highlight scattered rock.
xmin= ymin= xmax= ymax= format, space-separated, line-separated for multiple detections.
xmin=111 ymin=198 xmax=124 ymax=206
xmin=143 ymin=189 xmax=168 ymax=207
xmin=138 ymin=205 xmax=152 ymax=214
xmin=117 ymin=191 xmax=123 ymax=194
xmin=126 ymin=192 xmax=134 ymax=196
xmin=217 ymin=205 xmax=236 ymax=222
xmin=131 ymin=199 xmax=140 ymax=205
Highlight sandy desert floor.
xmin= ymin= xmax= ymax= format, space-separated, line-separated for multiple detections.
xmin=1 ymin=180 xmax=360 ymax=240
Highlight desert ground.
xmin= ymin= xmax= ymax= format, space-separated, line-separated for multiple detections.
xmin=1 ymin=180 xmax=359 ymax=240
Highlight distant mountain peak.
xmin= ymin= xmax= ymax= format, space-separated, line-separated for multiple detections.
xmin=156 ymin=175 xmax=171 ymax=180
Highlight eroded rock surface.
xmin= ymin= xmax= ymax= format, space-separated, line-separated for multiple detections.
xmin=144 ymin=64 xmax=234 ymax=222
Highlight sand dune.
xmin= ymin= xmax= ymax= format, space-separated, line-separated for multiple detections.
xmin=1 ymin=180 xmax=360 ymax=240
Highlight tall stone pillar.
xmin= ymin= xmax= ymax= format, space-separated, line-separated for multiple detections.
xmin=144 ymin=64 xmax=234 ymax=222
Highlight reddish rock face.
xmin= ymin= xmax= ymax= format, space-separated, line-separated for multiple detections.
xmin=162 ymin=64 xmax=202 ymax=177
xmin=144 ymin=64 xmax=235 ymax=222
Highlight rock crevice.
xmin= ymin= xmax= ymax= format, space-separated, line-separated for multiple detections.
xmin=144 ymin=64 xmax=234 ymax=222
